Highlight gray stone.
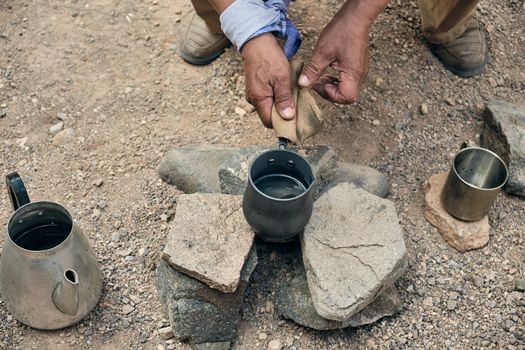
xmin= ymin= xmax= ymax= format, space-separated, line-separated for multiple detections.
xmin=513 ymin=278 xmax=525 ymax=292
xmin=324 ymin=162 xmax=390 ymax=198
xmin=159 ymin=326 xmax=174 ymax=340
xmin=301 ymin=183 xmax=407 ymax=322
xmin=49 ymin=121 xmax=64 ymax=135
xmin=480 ymin=101 xmax=525 ymax=196
xmin=218 ymin=145 xmax=339 ymax=198
xmin=157 ymin=145 xmax=238 ymax=193
xmin=275 ymin=265 xmax=402 ymax=330
xmin=155 ymin=250 xmax=257 ymax=345
xmin=162 ymin=193 xmax=254 ymax=293
xmin=218 ymin=145 xmax=266 ymax=195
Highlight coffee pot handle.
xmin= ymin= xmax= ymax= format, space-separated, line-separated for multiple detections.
xmin=5 ymin=172 xmax=31 ymax=211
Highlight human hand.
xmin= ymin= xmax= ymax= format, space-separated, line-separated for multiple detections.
xmin=241 ymin=33 xmax=295 ymax=128
xmin=298 ymin=0 xmax=385 ymax=104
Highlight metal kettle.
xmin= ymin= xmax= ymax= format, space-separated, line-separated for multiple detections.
xmin=0 ymin=173 xmax=103 ymax=330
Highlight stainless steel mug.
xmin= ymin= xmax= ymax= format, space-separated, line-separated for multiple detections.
xmin=441 ymin=147 xmax=508 ymax=221
xmin=0 ymin=172 xmax=103 ymax=330
xmin=242 ymin=145 xmax=316 ymax=242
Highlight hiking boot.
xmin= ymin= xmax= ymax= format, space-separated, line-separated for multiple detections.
xmin=430 ymin=18 xmax=488 ymax=77
xmin=179 ymin=14 xmax=230 ymax=66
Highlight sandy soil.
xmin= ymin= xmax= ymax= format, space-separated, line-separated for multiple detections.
xmin=0 ymin=0 xmax=524 ymax=349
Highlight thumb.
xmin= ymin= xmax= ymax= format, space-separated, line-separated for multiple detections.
xmin=273 ymin=74 xmax=295 ymax=120
xmin=299 ymin=50 xmax=331 ymax=88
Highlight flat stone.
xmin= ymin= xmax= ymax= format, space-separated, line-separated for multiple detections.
xmin=157 ymin=144 xmax=238 ymax=193
xmin=480 ymin=101 xmax=525 ymax=196
xmin=218 ymin=145 xmax=339 ymax=199
xmin=155 ymin=250 xmax=257 ymax=345
xmin=122 ymin=304 xmax=134 ymax=315
xmin=162 ymin=193 xmax=254 ymax=293
xmin=275 ymin=264 xmax=402 ymax=330
xmin=301 ymin=183 xmax=407 ymax=322
xmin=159 ymin=326 xmax=174 ymax=340
xmin=424 ymin=173 xmax=490 ymax=252
xmin=323 ymin=162 xmax=390 ymax=198
xmin=52 ymin=128 xmax=75 ymax=145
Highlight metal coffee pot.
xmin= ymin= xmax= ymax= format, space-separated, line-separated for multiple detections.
xmin=0 ymin=173 xmax=103 ymax=330
xmin=242 ymin=139 xmax=316 ymax=242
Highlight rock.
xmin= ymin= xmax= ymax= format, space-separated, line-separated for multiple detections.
xmin=94 ymin=178 xmax=104 ymax=187
xmin=301 ymin=183 xmax=407 ymax=322
xmin=258 ymin=333 xmax=268 ymax=340
xmin=162 ymin=193 xmax=254 ymax=293
xmin=157 ymin=145 xmax=238 ymax=194
xmin=155 ymin=250 xmax=257 ymax=345
xmin=218 ymin=145 xmax=339 ymax=199
xmin=267 ymin=339 xmax=282 ymax=350
xmin=159 ymin=327 xmax=174 ymax=340
xmin=234 ymin=106 xmax=246 ymax=117
xmin=513 ymin=278 xmax=525 ymax=291
xmin=0 ymin=109 xmax=6 ymax=118
xmin=192 ymin=342 xmax=231 ymax=350
xmin=424 ymin=173 xmax=490 ymax=252
xmin=122 ymin=304 xmax=134 ymax=315
xmin=275 ymin=265 xmax=403 ymax=330
xmin=53 ymin=128 xmax=75 ymax=145
xmin=371 ymin=119 xmax=380 ymax=126
xmin=49 ymin=121 xmax=64 ymax=135
xmin=111 ymin=232 xmax=120 ymax=242
xmin=324 ymin=162 xmax=390 ymax=198
xmin=217 ymin=145 xmax=266 ymax=195
xmin=480 ymin=101 xmax=525 ymax=196
xmin=446 ymin=300 xmax=457 ymax=311
xmin=420 ymin=103 xmax=429 ymax=115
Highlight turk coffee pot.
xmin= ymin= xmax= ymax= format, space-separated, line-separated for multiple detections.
xmin=0 ymin=173 xmax=103 ymax=330
xmin=243 ymin=139 xmax=316 ymax=242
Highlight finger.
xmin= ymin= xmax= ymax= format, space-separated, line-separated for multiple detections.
xmin=315 ymin=68 xmax=364 ymax=104
xmin=252 ymin=97 xmax=274 ymax=128
xmin=312 ymin=75 xmax=338 ymax=100
xmin=273 ymin=71 xmax=295 ymax=120
xmin=299 ymin=47 xmax=332 ymax=88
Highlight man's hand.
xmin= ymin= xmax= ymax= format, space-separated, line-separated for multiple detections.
xmin=241 ymin=33 xmax=295 ymax=128
xmin=298 ymin=0 xmax=388 ymax=104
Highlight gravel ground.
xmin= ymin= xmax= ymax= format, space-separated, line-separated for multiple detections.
xmin=0 ymin=0 xmax=524 ymax=349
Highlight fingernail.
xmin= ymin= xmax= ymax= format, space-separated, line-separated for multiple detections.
xmin=280 ymin=107 xmax=295 ymax=119
xmin=298 ymin=75 xmax=310 ymax=86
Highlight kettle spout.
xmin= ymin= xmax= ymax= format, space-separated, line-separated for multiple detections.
xmin=52 ymin=269 xmax=79 ymax=316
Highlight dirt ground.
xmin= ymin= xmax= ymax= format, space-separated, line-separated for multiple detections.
xmin=1 ymin=0 xmax=525 ymax=349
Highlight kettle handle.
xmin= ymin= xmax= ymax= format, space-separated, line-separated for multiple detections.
xmin=5 ymin=172 xmax=31 ymax=211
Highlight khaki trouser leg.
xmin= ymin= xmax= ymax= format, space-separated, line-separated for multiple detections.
xmin=418 ymin=0 xmax=481 ymax=43
xmin=191 ymin=0 xmax=222 ymax=33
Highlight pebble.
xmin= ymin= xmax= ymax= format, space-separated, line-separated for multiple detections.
xmin=94 ymin=178 xmax=104 ymax=187
xmin=117 ymin=248 xmax=132 ymax=257
xmin=122 ymin=304 xmax=135 ymax=315
xmin=157 ymin=345 xmax=166 ymax=350
xmin=423 ymin=297 xmax=433 ymax=307
xmin=97 ymin=200 xmax=108 ymax=209
xmin=53 ymin=128 xmax=75 ymax=145
xmin=267 ymin=339 xmax=282 ymax=350
xmin=259 ymin=333 xmax=268 ymax=340
xmin=111 ymin=232 xmax=120 ymax=242
xmin=234 ymin=106 xmax=246 ymax=117
xmin=158 ymin=326 xmax=174 ymax=340
xmin=372 ymin=119 xmax=380 ymax=126
xmin=488 ymin=77 xmax=498 ymax=87
xmin=513 ymin=278 xmax=525 ymax=291
xmin=49 ymin=121 xmax=64 ymax=135
xmin=0 ymin=109 xmax=6 ymax=118
xmin=420 ymin=103 xmax=428 ymax=115
xmin=138 ymin=247 xmax=148 ymax=256
xmin=446 ymin=300 xmax=457 ymax=311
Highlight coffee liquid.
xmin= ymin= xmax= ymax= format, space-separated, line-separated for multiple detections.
xmin=254 ymin=174 xmax=306 ymax=199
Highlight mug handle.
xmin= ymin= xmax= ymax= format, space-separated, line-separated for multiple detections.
xmin=6 ymin=172 xmax=31 ymax=211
